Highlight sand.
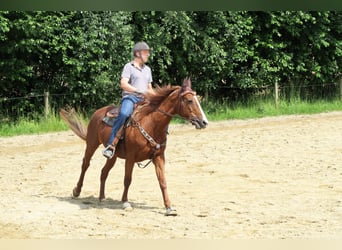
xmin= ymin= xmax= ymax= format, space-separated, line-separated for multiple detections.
xmin=0 ymin=112 xmax=341 ymax=239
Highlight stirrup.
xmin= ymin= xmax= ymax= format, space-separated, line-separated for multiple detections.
xmin=102 ymin=145 xmax=115 ymax=159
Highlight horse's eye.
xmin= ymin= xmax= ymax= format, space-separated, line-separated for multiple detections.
xmin=186 ymin=99 xmax=193 ymax=104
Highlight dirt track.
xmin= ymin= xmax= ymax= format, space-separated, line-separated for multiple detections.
xmin=0 ymin=112 xmax=341 ymax=239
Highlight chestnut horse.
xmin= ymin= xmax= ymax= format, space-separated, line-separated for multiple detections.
xmin=60 ymin=78 xmax=208 ymax=215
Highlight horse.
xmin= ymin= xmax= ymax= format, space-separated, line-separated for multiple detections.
xmin=60 ymin=77 xmax=208 ymax=216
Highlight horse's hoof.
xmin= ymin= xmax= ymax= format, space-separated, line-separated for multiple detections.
xmin=98 ymin=198 xmax=104 ymax=206
xmin=165 ymin=207 xmax=177 ymax=216
xmin=72 ymin=188 xmax=80 ymax=198
xmin=122 ymin=202 xmax=133 ymax=211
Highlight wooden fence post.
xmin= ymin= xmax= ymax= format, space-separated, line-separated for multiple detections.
xmin=44 ymin=91 xmax=50 ymax=118
xmin=339 ymin=78 xmax=342 ymax=101
xmin=274 ymin=81 xmax=279 ymax=108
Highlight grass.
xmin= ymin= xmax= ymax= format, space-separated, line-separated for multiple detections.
xmin=203 ymin=98 xmax=342 ymax=121
xmin=0 ymin=111 xmax=69 ymax=137
xmin=1 ymin=99 xmax=342 ymax=137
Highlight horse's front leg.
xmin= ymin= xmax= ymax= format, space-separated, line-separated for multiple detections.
xmin=153 ymin=154 xmax=177 ymax=216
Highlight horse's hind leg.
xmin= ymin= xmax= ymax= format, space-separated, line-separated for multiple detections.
xmin=99 ymin=156 xmax=117 ymax=201
xmin=73 ymin=141 xmax=99 ymax=198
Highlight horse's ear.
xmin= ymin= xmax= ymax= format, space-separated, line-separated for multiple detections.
xmin=182 ymin=76 xmax=191 ymax=89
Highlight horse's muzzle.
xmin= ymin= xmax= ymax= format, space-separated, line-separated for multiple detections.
xmin=191 ymin=118 xmax=208 ymax=129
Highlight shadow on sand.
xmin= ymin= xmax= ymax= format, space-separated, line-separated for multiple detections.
xmin=55 ymin=195 xmax=160 ymax=211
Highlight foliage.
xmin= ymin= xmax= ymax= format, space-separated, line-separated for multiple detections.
xmin=0 ymin=11 xmax=341 ymax=119
xmin=0 ymin=11 xmax=133 ymax=115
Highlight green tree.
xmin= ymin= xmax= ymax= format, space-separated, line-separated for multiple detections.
xmin=0 ymin=11 xmax=133 ymax=117
xmin=1 ymin=11 xmax=341 ymax=120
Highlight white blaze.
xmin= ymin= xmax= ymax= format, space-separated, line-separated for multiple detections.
xmin=194 ymin=95 xmax=209 ymax=125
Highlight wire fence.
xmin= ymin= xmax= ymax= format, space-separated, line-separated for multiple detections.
xmin=210 ymin=82 xmax=341 ymax=105
xmin=1 ymin=81 xmax=341 ymax=121
xmin=0 ymin=93 xmax=74 ymax=121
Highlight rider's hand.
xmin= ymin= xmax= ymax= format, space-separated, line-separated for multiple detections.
xmin=134 ymin=90 xmax=144 ymax=95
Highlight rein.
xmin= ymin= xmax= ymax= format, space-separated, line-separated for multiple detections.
xmin=156 ymin=108 xmax=174 ymax=117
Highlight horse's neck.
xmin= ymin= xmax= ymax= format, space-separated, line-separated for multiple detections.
xmin=157 ymin=88 xmax=180 ymax=118
xmin=137 ymin=91 xmax=178 ymax=137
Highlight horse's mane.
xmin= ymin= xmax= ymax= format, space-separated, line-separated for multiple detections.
xmin=134 ymin=85 xmax=180 ymax=120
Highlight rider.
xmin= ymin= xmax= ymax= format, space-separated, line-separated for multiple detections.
xmin=102 ymin=41 xmax=154 ymax=159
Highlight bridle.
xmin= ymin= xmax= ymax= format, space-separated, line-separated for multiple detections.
xmin=157 ymin=87 xmax=197 ymax=121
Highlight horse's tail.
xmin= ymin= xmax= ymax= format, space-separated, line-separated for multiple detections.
xmin=60 ymin=108 xmax=87 ymax=141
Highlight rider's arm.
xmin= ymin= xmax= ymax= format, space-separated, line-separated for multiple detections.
xmin=147 ymin=83 xmax=155 ymax=95
xmin=120 ymin=77 xmax=139 ymax=93
xmin=121 ymin=78 xmax=154 ymax=95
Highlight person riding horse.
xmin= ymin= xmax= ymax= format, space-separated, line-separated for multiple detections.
xmin=61 ymin=41 xmax=208 ymax=215
xmin=103 ymin=42 xmax=154 ymax=159
xmin=60 ymin=76 xmax=208 ymax=215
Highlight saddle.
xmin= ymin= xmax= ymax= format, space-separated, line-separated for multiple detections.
xmin=102 ymin=106 xmax=120 ymax=127
xmin=102 ymin=101 xmax=144 ymax=127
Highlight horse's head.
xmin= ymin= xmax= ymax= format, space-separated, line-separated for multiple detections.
xmin=177 ymin=77 xmax=208 ymax=129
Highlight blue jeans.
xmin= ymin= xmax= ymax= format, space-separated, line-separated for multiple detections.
xmin=107 ymin=95 xmax=142 ymax=146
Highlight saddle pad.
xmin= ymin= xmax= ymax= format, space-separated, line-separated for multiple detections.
xmin=102 ymin=115 xmax=132 ymax=128
xmin=102 ymin=116 xmax=116 ymax=127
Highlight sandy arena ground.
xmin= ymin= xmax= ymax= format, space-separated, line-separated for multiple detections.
xmin=0 ymin=112 xmax=341 ymax=239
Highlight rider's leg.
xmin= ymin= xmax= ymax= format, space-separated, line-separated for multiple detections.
xmin=103 ymin=97 xmax=137 ymax=158
xmin=107 ymin=100 xmax=134 ymax=145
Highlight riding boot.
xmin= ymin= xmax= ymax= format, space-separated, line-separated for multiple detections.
xmin=102 ymin=125 xmax=124 ymax=159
